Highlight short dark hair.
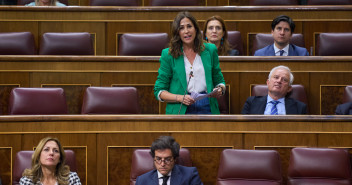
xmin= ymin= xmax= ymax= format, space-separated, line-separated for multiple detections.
xmin=150 ymin=136 xmax=180 ymax=159
xmin=271 ymin=15 xmax=295 ymax=33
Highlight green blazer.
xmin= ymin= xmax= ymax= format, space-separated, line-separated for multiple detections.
xmin=154 ymin=43 xmax=225 ymax=114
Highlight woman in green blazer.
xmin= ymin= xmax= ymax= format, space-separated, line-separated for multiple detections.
xmin=154 ymin=11 xmax=226 ymax=114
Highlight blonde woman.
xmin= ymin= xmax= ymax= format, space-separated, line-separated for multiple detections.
xmin=25 ymin=0 xmax=66 ymax=6
xmin=20 ymin=137 xmax=81 ymax=185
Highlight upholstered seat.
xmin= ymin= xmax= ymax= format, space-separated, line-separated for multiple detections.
xmin=217 ymin=149 xmax=282 ymax=185
xmin=17 ymin=0 xmax=68 ymax=5
xmin=307 ymin=0 xmax=352 ymax=4
xmin=0 ymin=32 xmax=36 ymax=55
xmin=130 ymin=148 xmax=192 ymax=185
xmin=118 ymin=33 xmax=169 ymax=56
xmin=13 ymin=150 xmax=77 ymax=185
xmin=227 ymin=31 xmax=244 ymax=55
xmin=81 ymin=87 xmax=140 ymax=114
xmin=316 ymin=33 xmax=352 ymax=56
xmin=251 ymin=33 xmax=305 ymax=55
xmin=149 ymin=0 xmax=199 ymax=6
xmin=90 ymin=0 xmax=137 ymax=6
xmin=250 ymin=0 xmax=298 ymax=5
xmin=288 ymin=147 xmax=352 ymax=185
xmin=39 ymin=32 xmax=94 ymax=55
xmin=8 ymin=88 xmax=68 ymax=115
xmin=251 ymin=84 xmax=308 ymax=106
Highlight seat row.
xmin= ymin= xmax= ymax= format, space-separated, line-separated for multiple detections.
xmin=1 ymin=31 xmax=352 ymax=56
xmin=12 ymin=147 xmax=352 ymax=185
xmin=14 ymin=0 xmax=352 ymax=6
xmin=6 ymin=85 xmax=352 ymax=115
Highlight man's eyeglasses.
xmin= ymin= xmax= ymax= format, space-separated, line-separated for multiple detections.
xmin=154 ymin=157 xmax=174 ymax=165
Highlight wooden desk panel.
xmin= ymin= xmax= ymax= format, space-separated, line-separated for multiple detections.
xmin=1 ymin=115 xmax=352 ymax=185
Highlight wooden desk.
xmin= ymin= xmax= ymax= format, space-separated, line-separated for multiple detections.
xmin=1 ymin=115 xmax=352 ymax=185
xmin=0 ymin=6 xmax=351 ymax=55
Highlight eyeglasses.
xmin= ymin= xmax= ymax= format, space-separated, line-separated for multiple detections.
xmin=154 ymin=157 xmax=174 ymax=165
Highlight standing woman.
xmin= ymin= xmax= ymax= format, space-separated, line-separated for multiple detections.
xmin=154 ymin=11 xmax=226 ymax=114
xmin=20 ymin=137 xmax=81 ymax=185
xmin=203 ymin=15 xmax=239 ymax=56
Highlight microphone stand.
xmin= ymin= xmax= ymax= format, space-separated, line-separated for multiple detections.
xmin=178 ymin=71 xmax=193 ymax=114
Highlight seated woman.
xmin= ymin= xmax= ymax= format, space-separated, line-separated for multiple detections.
xmin=203 ymin=15 xmax=239 ymax=56
xmin=25 ymin=0 xmax=66 ymax=6
xmin=20 ymin=137 xmax=81 ymax=185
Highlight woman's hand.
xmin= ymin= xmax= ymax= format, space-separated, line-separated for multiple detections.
xmin=178 ymin=95 xmax=195 ymax=105
xmin=210 ymin=87 xmax=223 ymax=98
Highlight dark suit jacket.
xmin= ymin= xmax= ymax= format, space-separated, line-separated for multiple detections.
xmin=135 ymin=164 xmax=203 ymax=185
xmin=254 ymin=44 xmax=309 ymax=56
xmin=335 ymin=102 xmax=352 ymax=115
xmin=241 ymin=96 xmax=307 ymax=114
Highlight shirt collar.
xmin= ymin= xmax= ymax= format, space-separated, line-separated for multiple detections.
xmin=267 ymin=95 xmax=285 ymax=104
xmin=157 ymin=170 xmax=172 ymax=178
xmin=273 ymin=44 xmax=289 ymax=56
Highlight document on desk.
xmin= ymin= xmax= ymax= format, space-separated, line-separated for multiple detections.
xmin=190 ymin=88 xmax=219 ymax=101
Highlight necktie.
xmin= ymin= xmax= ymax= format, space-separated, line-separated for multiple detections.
xmin=270 ymin=101 xmax=280 ymax=115
xmin=162 ymin=175 xmax=169 ymax=185
xmin=279 ymin=50 xmax=285 ymax=56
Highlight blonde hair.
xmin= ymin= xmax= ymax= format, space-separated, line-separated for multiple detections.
xmin=35 ymin=0 xmax=57 ymax=6
xmin=22 ymin=137 xmax=70 ymax=185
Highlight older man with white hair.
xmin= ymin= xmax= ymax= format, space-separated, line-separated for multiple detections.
xmin=241 ymin=65 xmax=307 ymax=115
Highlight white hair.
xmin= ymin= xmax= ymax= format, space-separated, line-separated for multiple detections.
xmin=268 ymin=65 xmax=294 ymax=85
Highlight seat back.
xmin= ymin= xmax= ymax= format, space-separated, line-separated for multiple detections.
xmin=90 ymin=0 xmax=138 ymax=6
xmin=118 ymin=33 xmax=169 ymax=56
xmin=39 ymin=32 xmax=94 ymax=55
xmin=251 ymin=84 xmax=308 ymax=105
xmin=8 ymin=88 xmax=68 ymax=115
xmin=0 ymin=32 xmax=36 ymax=55
xmin=17 ymin=0 xmax=68 ymax=5
xmin=130 ymin=148 xmax=192 ymax=185
xmin=13 ymin=150 xmax=77 ymax=185
xmin=217 ymin=149 xmax=282 ymax=185
xmin=316 ymin=33 xmax=352 ymax=56
xmin=227 ymin=31 xmax=244 ymax=55
xmin=250 ymin=0 xmax=298 ymax=5
xmin=149 ymin=0 xmax=199 ymax=6
xmin=343 ymin=86 xmax=352 ymax=103
xmin=252 ymin=33 xmax=305 ymax=56
xmin=307 ymin=0 xmax=352 ymax=4
xmin=81 ymin=87 xmax=140 ymax=114
xmin=288 ymin=147 xmax=352 ymax=185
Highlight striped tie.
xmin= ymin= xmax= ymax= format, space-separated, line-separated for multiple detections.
xmin=279 ymin=50 xmax=285 ymax=56
xmin=270 ymin=101 xmax=280 ymax=115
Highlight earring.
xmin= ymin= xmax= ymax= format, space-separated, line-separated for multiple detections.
xmin=205 ymin=37 xmax=208 ymax=41
xmin=221 ymin=37 xmax=224 ymax=45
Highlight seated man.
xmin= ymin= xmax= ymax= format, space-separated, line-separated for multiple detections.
xmin=335 ymin=102 xmax=352 ymax=115
xmin=136 ymin=136 xmax=203 ymax=185
xmin=242 ymin=65 xmax=307 ymax=115
xmin=254 ymin=15 xmax=309 ymax=56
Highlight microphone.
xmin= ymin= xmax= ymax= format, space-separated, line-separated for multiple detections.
xmin=178 ymin=71 xmax=193 ymax=114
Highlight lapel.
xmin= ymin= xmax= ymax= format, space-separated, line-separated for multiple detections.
xmin=200 ymin=46 xmax=212 ymax=93
xmin=257 ymin=96 xmax=267 ymax=114
xmin=285 ymin=97 xmax=297 ymax=114
xmin=288 ymin=44 xmax=295 ymax=56
xmin=267 ymin=44 xmax=276 ymax=56
xmin=170 ymin=165 xmax=181 ymax=185
xmin=175 ymin=50 xmax=188 ymax=92
xmin=150 ymin=170 xmax=159 ymax=185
